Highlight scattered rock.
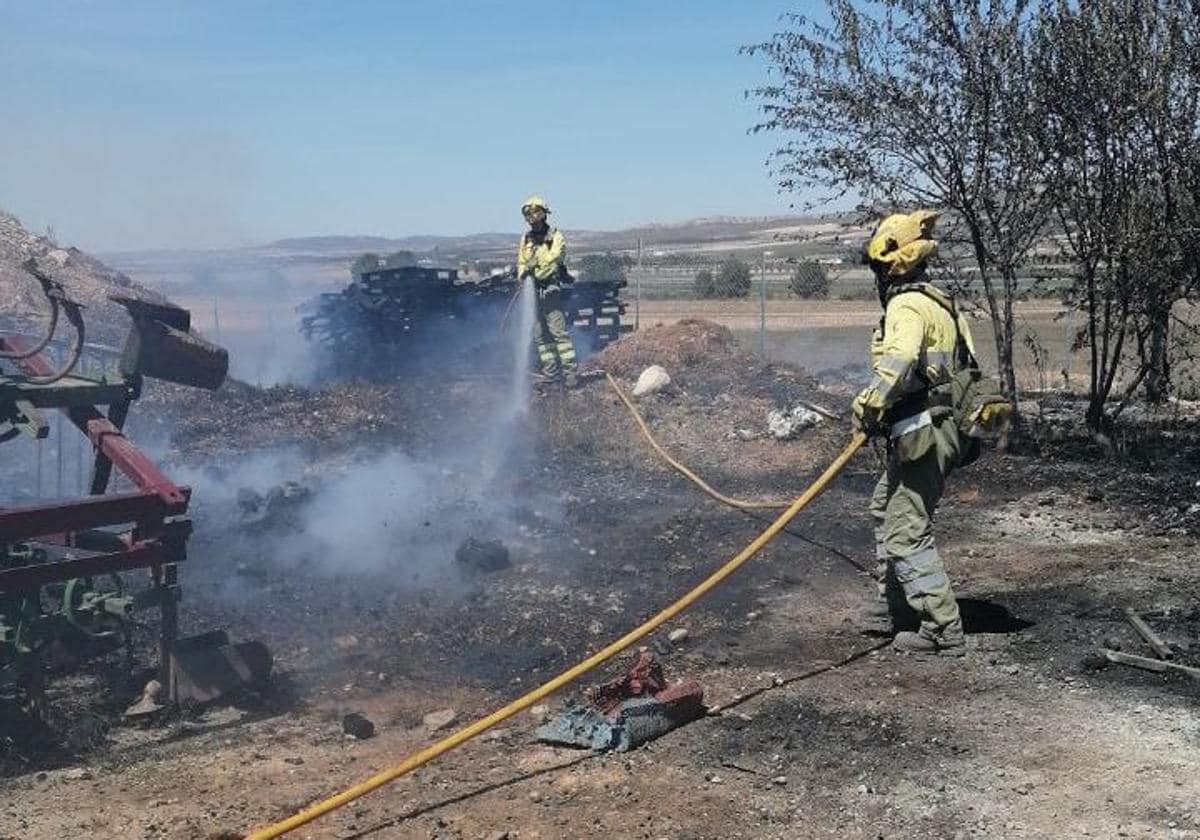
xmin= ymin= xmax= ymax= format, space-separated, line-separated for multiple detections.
xmin=333 ymin=634 xmax=360 ymax=650
xmin=529 ymin=704 xmax=550 ymax=721
xmin=238 ymin=481 xmax=312 ymax=530
xmin=631 ymin=365 xmax=671 ymax=397
xmin=423 ymin=709 xmax=458 ymax=731
xmin=455 ymin=538 xmax=511 ymax=573
xmin=62 ymin=767 xmax=93 ymax=781
xmin=485 ymin=832 xmax=511 ymax=840
xmin=125 ymin=679 xmax=166 ymax=718
xmin=667 ymin=628 xmax=689 ymax=644
xmin=767 ymin=405 xmax=822 ymax=440
xmin=283 ymin=756 xmax=304 ymax=766
xmin=342 ymin=713 xmax=376 ymax=740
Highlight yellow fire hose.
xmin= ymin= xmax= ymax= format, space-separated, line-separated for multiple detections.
xmin=243 ymin=429 xmax=864 ymax=838
xmin=605 ymin=372 xmax=791 ymax=510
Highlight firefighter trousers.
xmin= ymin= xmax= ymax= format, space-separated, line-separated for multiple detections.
xmin=534 ymin=287 xmax=577 ymax=377
xmin=869 ymin=416 xmax=963 ymax=641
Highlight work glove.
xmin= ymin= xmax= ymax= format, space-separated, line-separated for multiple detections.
xmin=851 ymin=390 xmax=886 ymax=438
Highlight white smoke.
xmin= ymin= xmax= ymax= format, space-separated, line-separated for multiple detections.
xmin=176 ymin=278 xmax=553 ymax=594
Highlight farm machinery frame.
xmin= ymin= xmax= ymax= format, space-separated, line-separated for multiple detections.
xmin=1 ymin=258 xmax=268 ymax=714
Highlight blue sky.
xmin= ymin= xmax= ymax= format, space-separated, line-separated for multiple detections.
xmin=0 ymin=1 xmax=809 ymax=251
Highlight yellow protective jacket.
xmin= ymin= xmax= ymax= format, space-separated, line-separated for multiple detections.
xmin=517 ymin=227 xmax=566 ymax=286
xmin=861 ymin=281 xmax=976 ymax=439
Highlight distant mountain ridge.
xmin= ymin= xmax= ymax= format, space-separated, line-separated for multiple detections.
xmin=101 ymin=212 xmax=865 ymax=290
xmin=259 ymin=214 xmax=828 ymax=255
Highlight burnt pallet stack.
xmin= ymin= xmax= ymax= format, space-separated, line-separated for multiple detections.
xmin=301 ymin=263 xmax=627 ymax=379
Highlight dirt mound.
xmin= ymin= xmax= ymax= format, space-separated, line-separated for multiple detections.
xmin=0 ymin=209 xmax=164 ymax=345
xmin=591 ymin=318 xmax=740 ymax=377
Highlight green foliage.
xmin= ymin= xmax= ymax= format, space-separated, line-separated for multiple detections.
xmin=578 ymin=252 xmax=628 ymax=285
xmin=715 ymin=258 xmax=753 ymax=298
xmin=788 ymin=262 xmax=830 ymax=299
xmin=693 ymin=259 xmax=753 ymax=298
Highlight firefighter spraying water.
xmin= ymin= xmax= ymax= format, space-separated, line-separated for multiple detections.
xmin=517 ymin=195 xmax=579 ymax=389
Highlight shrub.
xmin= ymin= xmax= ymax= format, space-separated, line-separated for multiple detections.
xmin=789 ymin=261 xmax=831 ymax=299
xmin=714 ymin=258 xmax=753 ymax=298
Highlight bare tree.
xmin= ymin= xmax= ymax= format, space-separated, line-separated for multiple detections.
xmin=744 ymin=0 xmax=1055 ymax=408
xmin=1032 ymin=0 xmax=1200 ymax=428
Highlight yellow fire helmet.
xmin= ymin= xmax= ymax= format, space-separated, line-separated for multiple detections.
xmin=865 ymin=210 xmax=940 ymax=279
xmin=521 ymin=195 xmax=551 ymax=215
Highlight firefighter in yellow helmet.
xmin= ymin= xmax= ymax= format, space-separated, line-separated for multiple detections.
xmin=853 ymin=210 xmax=973 ymax=656
xmin=517 ymin=195 xmax=578 ymax=388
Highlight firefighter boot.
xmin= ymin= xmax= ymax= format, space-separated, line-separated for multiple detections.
xmin=892 ymin=610 xmax=965 ymax=657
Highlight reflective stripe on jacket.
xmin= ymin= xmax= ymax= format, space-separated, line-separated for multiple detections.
xmin=862 ymin=282 xmax=977 ymax=425
xmin=517 ymin=228 xmax=566 ymax=284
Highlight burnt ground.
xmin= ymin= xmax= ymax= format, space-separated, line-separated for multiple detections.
xmin=4 ymin=325 xmax=1200 ymax=839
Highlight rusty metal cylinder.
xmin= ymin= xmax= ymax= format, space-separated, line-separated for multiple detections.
xmin=120 ymin=319 xmax=228 ymax=390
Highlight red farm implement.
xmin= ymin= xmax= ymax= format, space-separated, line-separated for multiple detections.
xmin=1 ymin=258 xmax=269 ymax=715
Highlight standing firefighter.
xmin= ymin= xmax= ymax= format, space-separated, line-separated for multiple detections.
xmin=853 ymin=210 xmax=1010 ymax=656
xmin=518 ymin=195 xmax=578 ymax=388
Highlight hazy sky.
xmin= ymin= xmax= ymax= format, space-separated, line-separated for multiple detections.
xmin=0 ymin=1 xmax=808 ymax=252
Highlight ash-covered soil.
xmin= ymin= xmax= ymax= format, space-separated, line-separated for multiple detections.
xmin=4 ymin=321 xmax=1200 ymax=839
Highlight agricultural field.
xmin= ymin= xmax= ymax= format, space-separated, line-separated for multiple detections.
xmin=634 ymin=299 xmax=1082 ymax=396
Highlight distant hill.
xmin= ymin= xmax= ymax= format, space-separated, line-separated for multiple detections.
xmin=107 ymin=213 xmax=861 ymax=267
